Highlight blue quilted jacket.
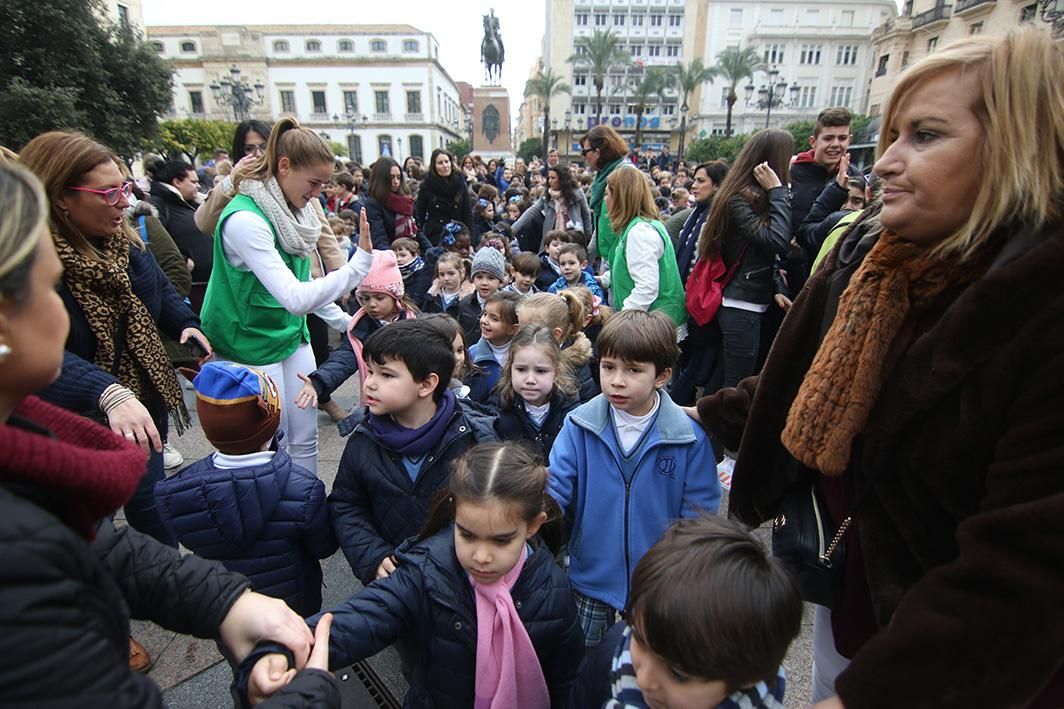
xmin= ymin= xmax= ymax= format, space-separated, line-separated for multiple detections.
xmin=153 ymin=449 xmax=337 ymax=617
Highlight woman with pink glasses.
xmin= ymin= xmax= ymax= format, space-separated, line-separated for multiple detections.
xmin=19 ymin=131 xmax=211 ymax=557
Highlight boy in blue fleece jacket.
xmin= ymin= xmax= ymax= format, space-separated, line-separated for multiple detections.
xmin=548 ymin=310 xmax=720 ymax=647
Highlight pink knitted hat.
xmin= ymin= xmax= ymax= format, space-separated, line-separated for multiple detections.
xmin=356 ymin=250 xmax=405 ymax=301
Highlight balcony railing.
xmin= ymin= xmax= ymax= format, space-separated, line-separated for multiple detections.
xmin=309 ymin=112 xmax=329 ymax=122
xmin=912 ymin=4 xmax=952 ymax=29
xmin=372 ymin=112 xmax=392 ymax=122
xmin=954 ymin=0 xmax=994 ymax=14
xmin=404 ymin=112 xmax=424 ymax=122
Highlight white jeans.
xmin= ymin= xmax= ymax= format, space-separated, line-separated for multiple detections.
xmin=811 ymin=604 xmax=851 ymax=702
xmin=226 ymin=343 xmax=319 ymax=475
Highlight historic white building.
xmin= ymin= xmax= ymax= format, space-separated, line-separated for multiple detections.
xmin=146 ymin=24 xmax=465 ymax=164
xmin=693 ymin=0 xmax=896 ymax=137
xmin=537 ymin=0 xmax=895 ymax=155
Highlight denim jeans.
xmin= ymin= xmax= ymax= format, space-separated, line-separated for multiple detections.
xmin=717 ymin=306 xmax=762 ymax=390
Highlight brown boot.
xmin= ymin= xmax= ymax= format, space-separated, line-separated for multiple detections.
xmin=319 ymin=399 xmax=347 ymax=423
xmin=129 ymin=636 xmax=153 ymax=673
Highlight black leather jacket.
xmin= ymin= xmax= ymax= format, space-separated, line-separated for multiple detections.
xmin=720 ymin=186 xmax=792 ymax=305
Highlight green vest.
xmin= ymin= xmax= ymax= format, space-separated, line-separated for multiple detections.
xmin=201 ymin=195 xmax=311 ymax=364
xmin=610 ymin=218 xmax=688 ymax=327
xmin=812 ymin=210 xmax=862 ymax=273
xmin=595 ymin=200 xmax=619 ymax=265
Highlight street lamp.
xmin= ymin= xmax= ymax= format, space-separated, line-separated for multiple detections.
xmin=209 ymin=64 xmax=264 ymax=122
xmin=564 ymin=109 xmax=572 ymax=157
xmin=334 ymin=111 xmax=367 ymax=162
xmin=551 ymin=117 xmax=559 ymax=150
xmin=744 ymin=66 xmax=799 ymax=129
xmin=677 ymin=103 xmax=690 ymax=163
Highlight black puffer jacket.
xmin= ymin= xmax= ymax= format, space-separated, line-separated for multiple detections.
xmin=415 ymin=172 xmax=473 ymax=246
xmin=311 ymin=526 xmax=586 ymax=708
xmin=719 ymin=186 xmax=792 ymax=305
xmin=148 ymin=181 xmax=213 ymax=284
xmin=493 ymin=389 xmax=579 ymax=461
xmin=330 ymin=399 xmax=498 ymax=585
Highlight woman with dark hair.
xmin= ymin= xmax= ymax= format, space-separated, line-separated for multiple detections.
xmin=231 ymin=119 xmax=272 ymax=163
xmin=363 ymin=157 xmax=431 ymax=252
xmin=511 ymin=162 xmax=593 ymax=254
xmin=415 ymin=149 xmax=473 ymax=247
xmin=19 ymin=132 xmax=211 ymax=548
xmin=580 ymin=125 xmax=632 ymax=263
xmin=694 ymin=128 xmax=792 ymax=389
xmin=669 ymin=160 xmax=730 ymax=405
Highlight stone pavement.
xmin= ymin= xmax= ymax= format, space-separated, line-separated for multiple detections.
xmin=130 ymin=372 xmax=815 ymax=708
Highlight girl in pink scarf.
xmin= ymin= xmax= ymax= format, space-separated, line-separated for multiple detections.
xmin=246 ymin=442 xmax=586 ymax=707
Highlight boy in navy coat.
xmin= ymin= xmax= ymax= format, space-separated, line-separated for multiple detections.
xmin=154 ymin=362 xmax=337 ymax=617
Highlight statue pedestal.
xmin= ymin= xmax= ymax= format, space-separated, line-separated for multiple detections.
xmin=472 ymin=86 xmax=512 ymax=159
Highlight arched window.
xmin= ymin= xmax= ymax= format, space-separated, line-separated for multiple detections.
xmin=402 ymin=39 xmax=419 ymax=53
xmin=378 ymin=134 xmax=393 ymax=158
xmin=180 ymin=40 xmax=196 ymax=53
xmin=305 ymin=39 xmax=322 ymax=52
xmin=150 ymin=41 xmax=164 ymax=53
xmin=273 ymin=40 xmax=290 ymax=52
xmin=338 ymin=39 xmax=354 ymax=53
xmin=370 ymin=39 xmax=387 ymax=53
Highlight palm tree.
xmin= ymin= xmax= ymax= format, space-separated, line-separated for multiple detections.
xmin=568 ymin=29 xmax=630 ymax=123
xmin=713 ymin=46 xmax=762 ymax=136
xmin=629 ymin=67 xmax=672 ymax=150
xmin=524 ymin=68 xmax=571 ymax=158
xmin=672 ymin=58 xmax=717 ymax=160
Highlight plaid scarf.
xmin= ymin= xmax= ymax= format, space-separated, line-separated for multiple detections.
xmin=398 ymin=255 xmax=425 ymax=279
xmin=53 ymin=232 xmax=190 ymax=434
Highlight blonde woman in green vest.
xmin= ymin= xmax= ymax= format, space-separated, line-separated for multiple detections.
xmin=201 ymin=117 xmax=372 ymax=475
xmin=600 ymin=165 xmax=687 ymax=340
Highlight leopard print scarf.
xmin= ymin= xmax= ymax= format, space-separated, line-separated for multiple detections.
xmin=53 ymin=232 xmax=190 ymax=435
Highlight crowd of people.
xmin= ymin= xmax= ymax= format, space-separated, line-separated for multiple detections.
xmin=0 ymin=26 xmax=1062 ymax=709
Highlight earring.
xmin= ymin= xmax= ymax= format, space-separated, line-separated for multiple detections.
xmin=0 ymin=343 xmax=11 ymax=361
xmin=61 ymin=207 xmax=70 ymax=219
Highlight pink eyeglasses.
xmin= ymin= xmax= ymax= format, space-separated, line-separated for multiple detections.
xmin=68 ymin=181 xmax=134 ymax=206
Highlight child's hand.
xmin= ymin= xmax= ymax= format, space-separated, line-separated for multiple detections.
xmin=294 ymin=373 xmax=318 ymax=410
xmin=428 ymin=277 xmax=441 ymax=297
xmin=753 ymin=161 xmax=783 ymax=190
xmin=376 ymin=555 xmax=398 ymax=579
xmin=248 ymin=653 xmax=295 ymax=706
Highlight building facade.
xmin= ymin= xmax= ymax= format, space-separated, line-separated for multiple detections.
xmin=543 ymin=0 xmax=710 ymax=158
xmin=146 ymin=24 xmax=465 ymax=165
xmin=540 ymin=0 xmax=894 ymax=159
xmin=694 ymin=0 xmax=896 ymax=137
xmin=868 ymin=0 xmax=1051 ymax=116
xmin=100 ymin=0 xmax=144 ymax=35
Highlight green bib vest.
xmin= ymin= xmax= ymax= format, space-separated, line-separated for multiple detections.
xmin=201 ymin=195 xmax=311 ymax=364
xmin=610 ymin=217 xmax=688 ymax=327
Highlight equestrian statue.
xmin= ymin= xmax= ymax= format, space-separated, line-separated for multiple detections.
xmin=481 ymin=9 xmax=505 ymax=85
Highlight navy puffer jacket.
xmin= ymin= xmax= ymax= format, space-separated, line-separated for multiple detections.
xmin=153 ymin=449 xmax=337 ymax=617
xmin=330 ymin=401 xmax=498 ymax=585
xmin=494 ymin=388 xmax=579 ymax=462
xmin=309 ymin=526 xmax=586 ymax=708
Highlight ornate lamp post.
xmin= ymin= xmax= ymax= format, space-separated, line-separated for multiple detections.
xmin=564 ymin=109 xmax=572 ymax=157
xmin=334 ymin=111 xmax=366 ymax=161
xmin=744 ymin=66 xmax=799 ymax=129
xmin=677 ymin=103 xmax=690 ymax=163
xmin=209 ymin=64 xmax=264 ymax=122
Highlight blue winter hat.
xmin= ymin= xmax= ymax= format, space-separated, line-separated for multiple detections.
xmin=189 ymin=362 xmax=281 ymax=455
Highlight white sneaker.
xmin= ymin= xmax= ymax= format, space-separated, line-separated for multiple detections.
xmin=162 ymin=442 xmax=184 ymax=469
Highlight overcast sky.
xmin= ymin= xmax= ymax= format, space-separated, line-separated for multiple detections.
xmin=142 ymin=0 xmax=546 ymax=117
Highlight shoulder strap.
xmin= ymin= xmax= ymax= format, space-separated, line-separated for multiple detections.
xmin=136 ymin=216 xmax=148 ymax=245
xmin=720 ymin=243 xmax=750 ymax=287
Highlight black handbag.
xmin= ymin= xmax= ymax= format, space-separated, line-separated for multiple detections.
xmin=771 ymin=481 xmax=853 ymax=608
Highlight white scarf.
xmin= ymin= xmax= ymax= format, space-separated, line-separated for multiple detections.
xmin=548 ymin=189 xmax=568 ymax=231
xmin=238 ymin=177 xmax=321 ymax=258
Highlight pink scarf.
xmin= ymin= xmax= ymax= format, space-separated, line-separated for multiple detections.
xmin=470 ymin=545 xmax=549 ymax=709
xmin=549 ymin=189 xmax=568 ymax=231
